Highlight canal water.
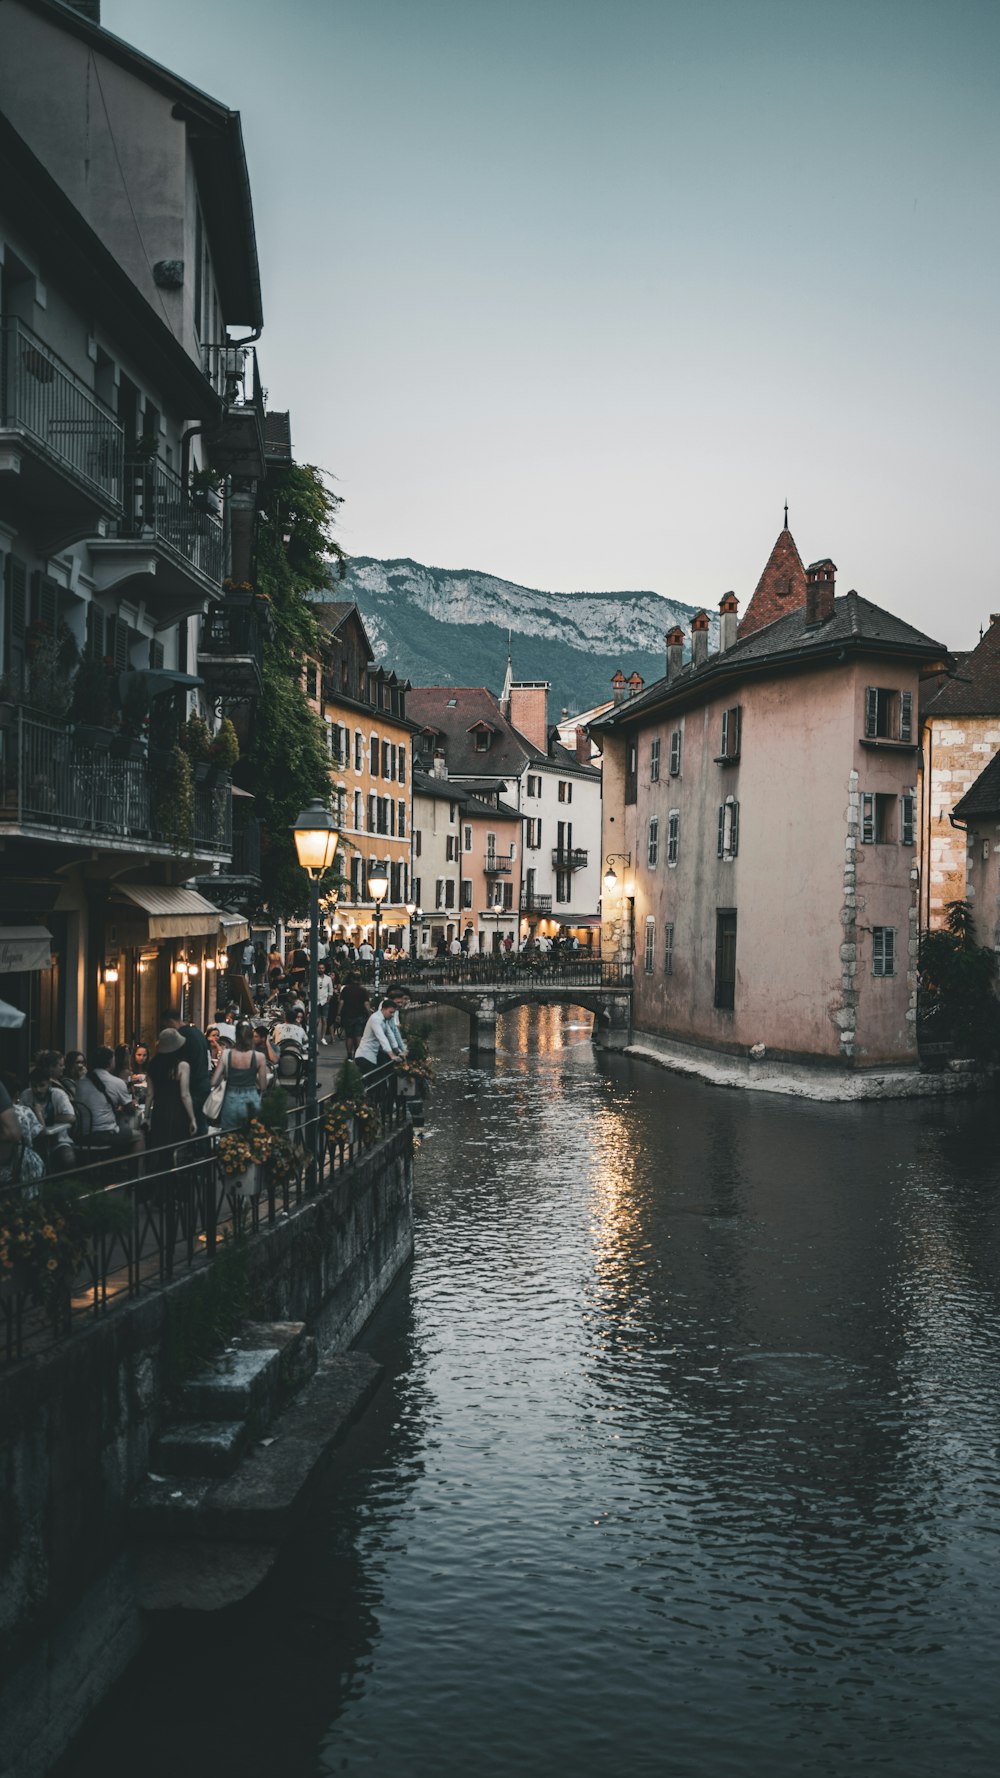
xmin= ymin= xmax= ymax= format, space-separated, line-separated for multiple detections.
xmin=63 ymin=1006 xmax=1000 ymax=1778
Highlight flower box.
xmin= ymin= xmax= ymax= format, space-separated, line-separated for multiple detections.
xmin=234 ymin=1161 xmax=265 ymax=1198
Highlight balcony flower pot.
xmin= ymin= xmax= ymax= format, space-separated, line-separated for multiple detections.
xmin=234 ymin=1160 xmax=264 ymax=1198
xmin=193 ymin=761 xmax=222 ymax=788
xmin=190 ymin=485 xmax=223 ymax=519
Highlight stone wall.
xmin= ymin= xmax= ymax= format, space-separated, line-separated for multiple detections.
xmin=923 ymin=717 xmax=1000 ymax=928
xmin=0 ymin=1128 xmax=413 ymax=1778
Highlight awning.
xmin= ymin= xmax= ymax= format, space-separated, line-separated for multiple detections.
xmin=117 ymin=669 xmax=204 ymax=705
xmin=0 ymin=925 xmax=54 ymax=972
xmin=115 ymin=886 xmax=226 ymax=940
xmin=219 ymin=913 xmax=251 ymax=946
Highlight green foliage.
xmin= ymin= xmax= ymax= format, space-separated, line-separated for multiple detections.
xmin=212 ymin=717 xmax=240 ymax=770
xmin=259 ymin=1083 xmax=290 ymax=1131
xmin=161 ymin=1236 xmax=250 ymax=1398
xmin=919 ymin=900 xmax=1000 ymax=1058
xmin=0 ymin=1178 xmax=131 ymax=1325
xmin=249 ymin=462 xmax=345 ymax=918
xmin=153 ymin=743 xmax=195 ymax=851
xmin=182 ymin=712 xmax=213 ymax=763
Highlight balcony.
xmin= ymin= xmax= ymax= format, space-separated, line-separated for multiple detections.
xmin=551 ymin=848 xmax=588 ymax=870
xmin=198 ymin=600 xmax=264 ymax=700
xmin=87 ymin=453 xmax=224 ymax=621
xmin=201 ymin=344 xmax=266 ymax=482
xmin=522 ymin=891 xmax=553 ymax=915
xmin=0 ymin=317 xmax=123 ymax=544
xmin=0 ymin=710 xmax=231 ymax=860
xmin=484 ymin=852 xmax=514 ymax=874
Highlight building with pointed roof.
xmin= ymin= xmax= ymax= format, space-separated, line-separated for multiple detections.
xmin=592 ymin=531 xmax=948 ymax=1086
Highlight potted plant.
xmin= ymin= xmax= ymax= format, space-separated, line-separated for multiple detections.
xmin=217 ymin=1117 xmax=273 ymax=1197
xmin=182 ymin=712 xmax=215 ymax=783
xmin=189 ymin=465 xmax=224 ymax=517
xmin=151 ymin=742 xmax=194 ymax=851
xmin=70 ymin=655 xmax=119 ymax=748
xmin=210 ymin=717 xmax=240 ymax=772
xmin=0 ymin=1178 xmax=130 ymax=1331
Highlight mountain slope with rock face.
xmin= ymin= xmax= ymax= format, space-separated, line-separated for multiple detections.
xmin=332 ymin=557 xmax=714 ymax=717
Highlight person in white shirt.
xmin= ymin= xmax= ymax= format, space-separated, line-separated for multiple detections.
xmin=315 ymin=964 xmax=335 ymax=1045
xmin=358 ymin=940 xmax=373 ymax=963
xmin=356 ymin=999 xmax=405 ymax=1073
xmin=76 ymin=1046 xmax=143 ymax=1155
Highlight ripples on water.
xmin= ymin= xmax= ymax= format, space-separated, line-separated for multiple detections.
xmin=63 ymin=1007 xmax=1000 ymax=1778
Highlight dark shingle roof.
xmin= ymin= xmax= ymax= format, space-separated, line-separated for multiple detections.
xmin=408 ymin=687 xmax=543 ymax=776
xmin=922 ymin=619 xmax=1000 ymax=717
xmin=596 ymin=591 xmax=946 ymax=730
xmin=954 ymin=750 xmax=1000 ymax=820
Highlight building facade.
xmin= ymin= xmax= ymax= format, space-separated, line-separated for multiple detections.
xmin=0 ymin=0 xmax=267 ymax=1063
xmin=411 ymin=766 xmax=521 ymax=952
xmin=594 ymin=531 xmax=946 ymax=1072
xmin=918 ymin=616 xmax=1000 ymax=932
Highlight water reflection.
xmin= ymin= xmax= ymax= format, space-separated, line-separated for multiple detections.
xmin=61 ymin=1006 xmax=1000 ymax=1778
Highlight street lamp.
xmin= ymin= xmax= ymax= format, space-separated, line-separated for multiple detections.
xmin=405 ymin=900 xmax=417 ymax=963
xmin=368 ymin=863 xmax=389 ymax=994
xmin=293 ymin=799 xmax=341 ymax=1141
xmin=603 ymin=852 xmax=631 ymax=896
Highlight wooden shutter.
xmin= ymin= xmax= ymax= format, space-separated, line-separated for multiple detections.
xmin=367 ymin=793 xmax=376 ymax=832
xmin=3 ymin=555 xmax=28 ymax=687
xmin=721 ymin=709 xmax=729 ymax=756
xmin=731 ymin=705 xmax=742 ymax=756
xmin=865 ymin=687 xmax=878 ymax=737
xmin=149 ymin=638 xmax=164 ymax=669
xmin=30 ymin=570 xmax=59 ymax=631
xmin=86 ymin=603 xmax=105 ymax=660
xmin=901 ymin=794 xmax=915 ymax=846
xmin=670 ymin=730 xmax=681 ymax=775
xmin=899 ymin=691 xmax=913 ymax=743
xmin=717 ymin=805 xmax=726 ymax=857
xmin=862 ymin=794 xmax=874 ymax=844
xmin=730 ymin=800 xmax=740 ymax=856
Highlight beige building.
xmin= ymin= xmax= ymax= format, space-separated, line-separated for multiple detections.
xmin=918 ymin=617 xmax=1000 ymax=931
xmin=411 ymin=767 xmax=521 ymax=952
xmin=593 ymin=527 xmax=947 ymax=1074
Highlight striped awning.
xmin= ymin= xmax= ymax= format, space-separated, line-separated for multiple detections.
xmin=115 ymin=886 xmax=225 ymax=940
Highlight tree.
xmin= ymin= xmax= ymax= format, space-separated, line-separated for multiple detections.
xmin=918 ymin=900 xmax=1000 ymax=1058
xmin=248 ymin=463 xmax=345 ymax=919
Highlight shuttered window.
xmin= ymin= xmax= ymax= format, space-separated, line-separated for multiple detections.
xmin=873 ymin=927 xmax=896 ymax=976
xmin=667 ymin=810 xmax=680 ymax=865
xmin=901 ymin=793 xmax=915 ymax=846
xmin=720 ymin=705 xmax=742 ymax=760
xmin=648 ymin=817 xmax=659 ymax=866
xmin=669 ymin=729 xmax=682 ymax=776
xmin=664 ymin=922 xmax=674 ymax=976
xmin=3 ymin=555 xmax=28 ymax=687
xmin=644 ymin=919 xmax=655 ymax=975
xmin=650 ymin=738 xmax=660 ymax=782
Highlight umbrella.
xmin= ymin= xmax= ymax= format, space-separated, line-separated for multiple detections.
xmin=0 ymin=998 xmax=26 ymax=1029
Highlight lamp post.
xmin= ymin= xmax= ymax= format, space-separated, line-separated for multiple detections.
xmin=602 ymin=852 xmax=632 ymax=974
xmin=405 ymin=900 xmax=417 ymax=963
xmin=368 ymin=864 xmax=389 ymax=995
xmin=292 ymin=799 xmax=341 ymax=1142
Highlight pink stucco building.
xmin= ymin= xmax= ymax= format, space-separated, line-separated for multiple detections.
xmin=593 ymin=527 xmax=947 ymax=1074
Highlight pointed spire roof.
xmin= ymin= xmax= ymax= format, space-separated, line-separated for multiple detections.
xmin=738 ymin=516 xmax=807 ymax=640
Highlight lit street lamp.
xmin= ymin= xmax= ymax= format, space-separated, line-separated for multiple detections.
xmin=405 ymin=900 xmax=418 ymax=962
xmin=292 ymin=799 xmax=341 ymax=1141
xmin=368 ymin=863 xmax=389 ymax=994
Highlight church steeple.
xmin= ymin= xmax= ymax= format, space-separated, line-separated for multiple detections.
xmin=737 ymin=518 xmax=808 ymax=640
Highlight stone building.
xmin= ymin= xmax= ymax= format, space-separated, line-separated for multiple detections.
xmin=952 ymin=752 xmax=1000 ymax=949
xmin=592 ymin=527 xmax=947 ymax=1077
xmin=0 ymin=0 xmax=272 ymax=1064
xmin=918 ymin=615 xmax=1000 ymax=931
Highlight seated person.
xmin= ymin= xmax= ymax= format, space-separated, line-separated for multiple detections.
xmin=76 ymin=1047 xmax=143 ymax=1156
xmin=0 ymin=1075 xmax=45 ymax=1186
xmin=20 ymin=1067 xmax=76 ymax=1171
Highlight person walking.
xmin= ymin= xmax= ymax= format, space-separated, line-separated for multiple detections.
xmin=146 ymin=1029 xmax=197 ymax=1153
xmin=338 ymin=972 xmax=371 ymax=1060
xmin=315 ymin=962 xmax=335 ymax=1045
xmin=210 ymin=1021 xmax=267 ymax=1130
xmin=162 ymin=1008 xmax=211 ymax=1134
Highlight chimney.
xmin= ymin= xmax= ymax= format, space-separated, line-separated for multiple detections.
xmin=691 ymin=610 xmax=710 ymax=670
xmin=612 ymin=670 xmax=626 ymax=705
xmin=576 ymin=726 xmax=591 ymax=765
xmin=627 ymin=672 xmax=644 ymax=699
xmin=718 ymin=591 xmax=739 ymax=652
xmin=665 ymin=625 xmax=684 ymax=680
xmin=507 ymin=681 xmax=550 ymax=752
xmin=805 ymin=558 xmax=837 ymax=627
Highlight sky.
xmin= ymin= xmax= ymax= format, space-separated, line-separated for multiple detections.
xmin=104 ymin=0 xmax=999 ymax=646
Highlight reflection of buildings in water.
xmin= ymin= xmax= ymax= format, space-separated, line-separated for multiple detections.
xmin=501 ymin=1000 xmax=595 ymax=1059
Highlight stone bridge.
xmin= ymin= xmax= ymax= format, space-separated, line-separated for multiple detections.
xmin=377 ymin=960 xmax=633 ymax=1055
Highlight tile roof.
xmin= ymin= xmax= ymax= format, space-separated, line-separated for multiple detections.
xmin=954 ymin=749 xmax=1000 ymax=820
xmin=922 ymin=617 xmax=1000 ymax=716
xmin=408 ymin=686 xmax=544 ymax=776
xmin=737 ymin=526 xmax=807 ymax=639
xmin=263 ymin=410 xmax=292 ymax=462
xmin=595 ymin=591 xmax=946 ymax=729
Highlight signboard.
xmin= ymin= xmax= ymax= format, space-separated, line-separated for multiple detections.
xmin=0 ymin=926 xmax=54 ymax=974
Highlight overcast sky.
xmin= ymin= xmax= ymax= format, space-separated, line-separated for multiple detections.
xmin=105 ymin=0 xmax=998 ymax=645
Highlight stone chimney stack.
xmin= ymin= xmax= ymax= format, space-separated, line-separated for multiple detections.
xmin=805 ymin=559 xmax=837 ymax=627
xmin=691 ymin=610 xmax=710 ymax=670
xmin=576 ymin=726 xmax=591 ymax=764
xmin=665 ymin=626 xmax=684 ymax=680
xmin=507 ymin=682 xmax=550 ymax=753
xmin=627 ymin=672 xmax=644 ymax=699
xmin=718 ymin=591 xmax=739 ymax=652
xmin=612 ymin=670 xmax=626 ymax=705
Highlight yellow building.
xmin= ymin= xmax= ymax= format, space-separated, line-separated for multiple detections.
xmin=314 ymin=601 xmax=414 ymax=946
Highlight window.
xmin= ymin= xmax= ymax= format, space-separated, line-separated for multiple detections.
xmin=717 ymin=798 xmax=740 ymax=859
xmin=664 ymin=922 xmax=674 ymax=976
xmin=354 ymin=730 xmax=363 ymax=772
xmin=667 ymin=810 xmax=680 ymax=866
xmin=412 ymin=876 xmax=421 ymax=904
xmin=446 ymin=834 xmax=458 ymax=861
xmin=527 ymin=818 xmax=541 ymax=849
xmin=353 ymin=790 xmax=362 ymax=830
xmin=650 ymin=738 xmax=661 ymax=782
xmin=715 ymin=910 xmax=737 ymax=1010
xmin=873 ymin=927 xmax=896 ymax=976
xmin=719 ymin=705 xmax=742 ymax=762
xmin=475 ymin=728 xmax=490 ymax=752
xmin=350 ymin=855 xmax=361 ymax=900
xmin=435 ymin=879 xmax=444 ymax=909
xmin=370 ymin=735 xmax=379 ymax=776
xmin=901 ymin=793 xmax=915 ymax=847
xmin=382 ymin=739 xmax=392 ymax=779
xmin=644 ymin=919 xmax=655 ymax=975
xmin=669 ymin=729 xmax=682 ymax=777
xmin=486 ymin=831 xmax=497 ymax=858
xmin=502 ymin=882 xmax=514 ymax=912
xmin=367 ymin=793 xmax=376 ymax=833
xmin=464 ymin=825 xmax=473 ymax=851
xmin=864 ymin=687 xmax=914 ymax=744
xmin=398 ymin=800 xmax=407 ymax=839
xmin=558 ymin=780 xmax=572 ymax=803
xmin=462 ymin=879 xmax=473 ymax=909
xmin=861 ymin=793 xmax=896 ymax=844
xmin=625 ymin=740 xmax=638 ymax=805
xmin=527 ymin=774 xmax=542 ymax=797
xmin=415 ymin=830 xmax=422 ymax=858
xmin=648 ymin=816 xmax=659 ymax=866
xmin=398 ymin=748 xmax=406 ymax=785
xmin=444 ymin=879 xmax=456 ymax=908
xmin=556 ymin=871 xmax=571 ymax=903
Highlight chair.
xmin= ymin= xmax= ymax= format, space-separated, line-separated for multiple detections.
xmin=274 ymin=1046 xmax=307 ymax=1111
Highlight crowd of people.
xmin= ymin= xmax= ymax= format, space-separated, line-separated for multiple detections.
xmin=0 ymin=964 xmax=412 ymax=1188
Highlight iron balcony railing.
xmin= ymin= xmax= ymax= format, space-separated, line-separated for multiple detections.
xmin=522 ymin=891 xmax=553 ymax=914
xmin=199 ymin=604 xmax=264 ymax=668
xmin=231 ymin=814 xmax=262 ymax=877
xmin=361 ymin=957 xmax=632 ymax=991
xmin=0 ymin=316 xmax=123 ymax=506
xmin=202 ymin=341 xmax=263 ymax=411
xmin=121 ymin=453 xmax=224 ymax=588
xmin=0 ymin=710 xmax=231 ymax=857
xmin=484 ymin=853 xmax=514 ymax=874
xmin=552 ymin=847 xmax=588 ymax=870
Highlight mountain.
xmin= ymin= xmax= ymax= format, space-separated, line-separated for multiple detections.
xmin=332 ymin=557 xmax=713 ymax=718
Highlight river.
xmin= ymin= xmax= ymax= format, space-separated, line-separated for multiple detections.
xmin=61 ymin=1005 xmax=1000 ymax=1777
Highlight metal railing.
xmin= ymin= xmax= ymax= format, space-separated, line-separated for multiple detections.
xmin=522 ymin=892 xmax=553 ymax=914
xmin=0 ymin=316 xmax=123 ymax=506
xmin=199 ymin=604 xmax=264 ymax=665
xmin=0 ymin=1067 xmax=409 ymax=1365
xmin=202 ymin=341 xmax=263 ymax=413
xmin=0 ymin=710 xmax=232 ymax=856
xmin=551 ymin=847 xmax=589 ymax=870
xmin=358 ymin=956 xmax=632 ymax=991
xmin=121 ymin=453 xmax=224 ymax=587
xmin=484 ymin=853 xmax=513 ymax=874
